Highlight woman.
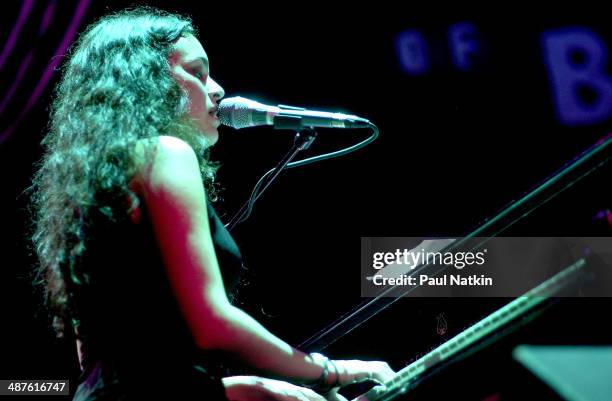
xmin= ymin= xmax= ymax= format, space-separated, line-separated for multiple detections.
xmin=30 ymin=7 xmax=394 ymax=400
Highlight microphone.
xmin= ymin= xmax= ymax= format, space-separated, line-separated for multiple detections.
xmin=218 ymin=96 xmax=372 ymax=130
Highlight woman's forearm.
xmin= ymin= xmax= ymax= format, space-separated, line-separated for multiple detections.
xmin=198 ymin=303 xmax=324 ymax=384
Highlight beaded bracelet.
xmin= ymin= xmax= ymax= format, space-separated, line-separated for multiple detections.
xmin=303 ymin=353 xmax=340 ymax=393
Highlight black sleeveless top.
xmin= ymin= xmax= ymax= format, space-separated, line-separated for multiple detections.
xmin=71 ymin=199 xmax=242 ymax=400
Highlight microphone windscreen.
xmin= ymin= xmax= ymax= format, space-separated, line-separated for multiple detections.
xmin=218 ymin=97 xmax=254 ymax=129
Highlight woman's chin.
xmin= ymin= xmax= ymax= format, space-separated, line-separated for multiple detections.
xmin=199 ymin=129 xmax=218 ymax=148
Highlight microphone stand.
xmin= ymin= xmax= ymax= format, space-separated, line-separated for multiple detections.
xmin=226 ymin=119 xmax=318 ymax=232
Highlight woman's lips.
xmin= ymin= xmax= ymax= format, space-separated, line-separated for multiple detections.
xmin=208 ymin=107 xmax=221 ymax=128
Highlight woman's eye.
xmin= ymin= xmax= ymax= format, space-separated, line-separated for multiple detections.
xmin=189 ymin=68 xmax=204 ymax=80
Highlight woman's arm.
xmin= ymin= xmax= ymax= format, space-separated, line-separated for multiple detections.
xmin=222 ymin=376 xmax=332 ymax=401
xmin=131 ymin=135 xmax=325 ymax=383
xmin=132 ymin=136 xmax=394 ymax=389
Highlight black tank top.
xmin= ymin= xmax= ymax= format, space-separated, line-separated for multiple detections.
xmin=71 ymin=199 xmax=241 ymax=400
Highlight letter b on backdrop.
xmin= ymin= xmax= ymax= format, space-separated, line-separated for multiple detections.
xmin=542 ymin=28 xmax=612 ymax=126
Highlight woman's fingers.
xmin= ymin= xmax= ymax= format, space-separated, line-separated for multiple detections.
xmin=262 ymin=378 xmax=327 ymax=401
xmin=367 ymin=361 xmax=395 ymax=384
xmin=332 ymin=360 xmax=396 ymax=386
xmin=296 ymin=386 xmax=328 ymax=401
xmin=223 ymin=376 xmax=327 ymax=401
xmin=222 ymin=364 xmax=394 ymax=401
xmin=323 ymin=388 xmax=349 ymax=401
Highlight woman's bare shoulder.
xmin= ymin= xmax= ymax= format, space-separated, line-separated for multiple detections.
xmin=128 ymin=136 xmax=201 ymax=224
xmin=130 ymin=135 xmax=199 ymax=192
xmin=132 ymin=135 xmax=196 ymax=169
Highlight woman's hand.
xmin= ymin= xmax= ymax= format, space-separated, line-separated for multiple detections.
xmin=328 ymin=358 xmax=395 ymax=388
xmin=302 ymin=354 xmax=394 ymax=400
xmin=321 ymin=388 xmax=349 ymax=401
xmin=223 ymin=376 xmax=327 ymax=401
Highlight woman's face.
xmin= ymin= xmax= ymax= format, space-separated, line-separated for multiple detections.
xmin=169 ymin=34 xmax=225 ymax=145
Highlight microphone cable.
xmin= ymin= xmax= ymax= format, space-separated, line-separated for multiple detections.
xmin=225 ymin=122 xmax=379 ymax=231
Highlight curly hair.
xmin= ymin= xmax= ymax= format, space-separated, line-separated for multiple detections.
xmin=29 ymin=7 xmax=219 ymax=338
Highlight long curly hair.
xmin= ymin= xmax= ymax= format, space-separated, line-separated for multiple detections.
xmin=29 ymin=7 xmax=219 ymax=338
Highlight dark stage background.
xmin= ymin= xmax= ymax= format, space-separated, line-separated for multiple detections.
xmin=1 ymin=1 xmax=611 ymax=398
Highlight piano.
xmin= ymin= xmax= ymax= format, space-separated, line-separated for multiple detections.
xmin=299 ymin=134 xmax=612 ymax=401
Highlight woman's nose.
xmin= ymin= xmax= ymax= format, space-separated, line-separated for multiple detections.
xmin=208 ymin=78 xmax=225 ymax=101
